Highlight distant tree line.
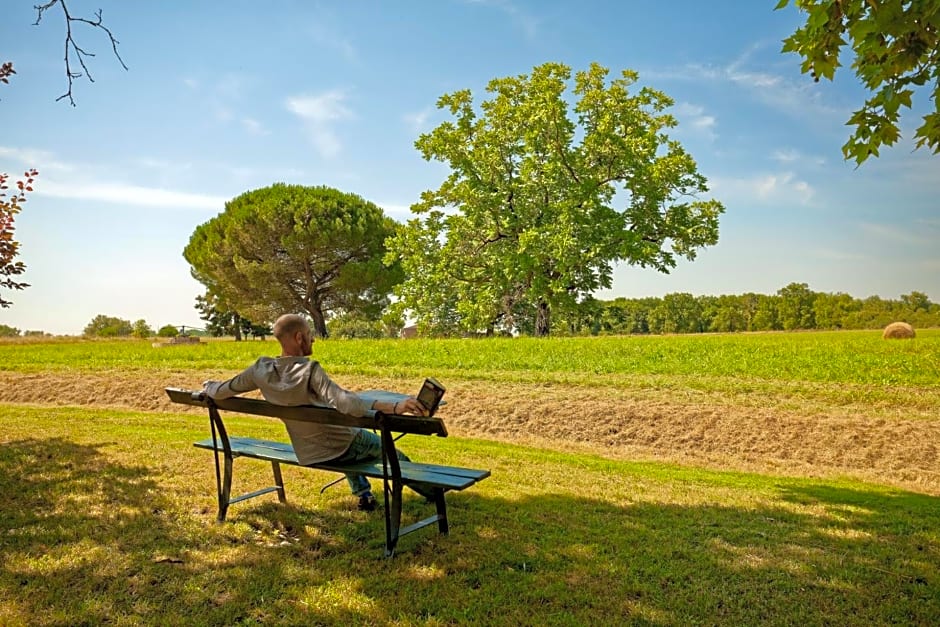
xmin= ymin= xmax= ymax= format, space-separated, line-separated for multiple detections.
xmin=81 ymin=315 xmax=182 ymax=339
xmin=553 ymin=283 xmax=938 ymax=336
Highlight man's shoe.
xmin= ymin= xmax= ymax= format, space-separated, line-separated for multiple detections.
xmin=357 ymin=492 xmax=377 ymax=512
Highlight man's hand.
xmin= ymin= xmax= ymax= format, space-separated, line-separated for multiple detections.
xmin=387 ymin=396 xmax=427 ymax=416
xmin=202 ymin=380 xmax=222 ymax=398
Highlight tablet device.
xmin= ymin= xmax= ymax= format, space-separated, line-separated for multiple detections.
xmin=416 ymin=377 xmax=446 ymax=416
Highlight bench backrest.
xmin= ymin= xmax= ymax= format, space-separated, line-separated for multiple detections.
xmin=165 ymin=387 xmax=448 ymax=437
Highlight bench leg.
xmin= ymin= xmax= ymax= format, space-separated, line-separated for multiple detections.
xmin=271 ymin=461 xmax=286 ymax=503
xmin=380 ymin=425 xmax=404 ymax=557
xmin=386 ymin=479 xmax=403 ymax=557
xmin=432 ymin=488 xmax=448 ymax=534
xmin=218 ymin=453 xmax=233 ymax=522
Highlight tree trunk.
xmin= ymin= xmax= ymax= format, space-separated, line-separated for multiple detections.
xmin=233 ymin=314 xmax=243 ymax=342
xmin=310 ymin=306 xmax=329 ymax=338
xmin=535 ymin=300 xmax=550 ymax=336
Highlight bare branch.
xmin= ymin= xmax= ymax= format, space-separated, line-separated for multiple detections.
xmin=33 ymin=0 xmax=128 ymax=106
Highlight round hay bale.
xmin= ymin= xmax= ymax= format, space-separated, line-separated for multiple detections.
xmin=883 ymin=321 xmax=915 ymax=339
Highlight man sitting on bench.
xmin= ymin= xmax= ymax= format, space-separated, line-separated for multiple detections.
xmin=203 ymin=313 xmax=431 ymax=512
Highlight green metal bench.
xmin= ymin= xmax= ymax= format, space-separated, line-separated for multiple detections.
xmin=165 ymin=387 xmax=490 ymax=557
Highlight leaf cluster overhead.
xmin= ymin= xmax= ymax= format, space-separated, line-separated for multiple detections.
xmin=777 ymin=0 xmax=940 ymax=164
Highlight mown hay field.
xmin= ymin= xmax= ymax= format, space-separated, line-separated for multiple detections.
xmin=2 ymin=329 xmax=939 ymax=494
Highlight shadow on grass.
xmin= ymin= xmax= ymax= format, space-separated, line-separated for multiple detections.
xmin=2 ymin=437 xmax=940 ymax=625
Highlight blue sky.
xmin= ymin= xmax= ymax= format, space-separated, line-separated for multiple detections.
xmin=1 ymin=1 xmax=937 ymax=335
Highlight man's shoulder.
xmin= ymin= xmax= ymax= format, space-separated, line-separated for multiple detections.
xmin=267 ymin=356 xmax=320 ymax=374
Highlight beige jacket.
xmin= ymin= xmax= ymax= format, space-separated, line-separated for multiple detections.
xmin=203 ymin=356 xmax=371 ymax=464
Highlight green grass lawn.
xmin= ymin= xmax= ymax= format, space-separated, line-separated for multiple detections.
xmin=2 ymin=403 xmax=939 ymax=626
xmin=2 ymin=332 xmax=939 ymax=624
xmin=3 ymin=329 xmax=939 ymax=386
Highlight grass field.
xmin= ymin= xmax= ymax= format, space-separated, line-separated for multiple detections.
xmin=1 ymin=331 xmax=939 ymax=624
xmin=3 ymin=330 xmax=938 ymax=387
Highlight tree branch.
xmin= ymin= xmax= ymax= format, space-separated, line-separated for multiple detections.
xmin=33 ymin=0 xmax=128 ymax=106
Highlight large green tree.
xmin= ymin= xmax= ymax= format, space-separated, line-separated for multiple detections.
xmin=184 ymin=184 xmax=402 ymax=338
xmin=387 ymin=62 xmax=724 ymax=336
xmin=777 ymin=0 xmax=940 ymax=165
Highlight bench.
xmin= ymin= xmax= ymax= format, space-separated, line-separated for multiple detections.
xmin=165 ymin=387 xmax=490 ymax=556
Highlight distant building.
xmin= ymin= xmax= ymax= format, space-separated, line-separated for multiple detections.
xmin=400 ymin=325 xmax=418 ymax=339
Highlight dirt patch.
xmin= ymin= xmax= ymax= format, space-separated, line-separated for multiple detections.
xmin=2 ymin=370 xmax=938 ymax=495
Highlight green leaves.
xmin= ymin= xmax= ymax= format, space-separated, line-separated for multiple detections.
xmin=390 ymin=62 xmax=724 ymax=336
xmin=779 ymin=0 xmax=940 ymax=165
xmin=0 ymin=169 xmax=38 ymax=308
xmin=184 ymin=184 xmax=401 ymax=338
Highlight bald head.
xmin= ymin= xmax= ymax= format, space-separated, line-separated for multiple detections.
xmin=273 ymin=314 xmax=309 ymax=340
xmin=273 ymin=314 xmax=313 ymax=356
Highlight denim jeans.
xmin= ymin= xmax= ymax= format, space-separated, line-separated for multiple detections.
xmin=328 ymin=429 xmax=411 ymax=496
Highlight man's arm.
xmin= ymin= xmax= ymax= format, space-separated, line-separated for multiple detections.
xmin=203 ymin=363 xmax=259 ymax=400
xmin=308 ymin=362 xmax=371 ymax=416
xmin=308 ymin=362 xmax=427 ymax=416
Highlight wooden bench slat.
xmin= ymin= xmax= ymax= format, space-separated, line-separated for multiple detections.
xmin=194 ymin=437 xmax=298 ymax=463
xmin=166 ymin=387 xmax=448 ymax=436
xmin=398 ymin=461 xmax=491 ymax=480
xmin=194 ymin=437 xmax=489 ymax=490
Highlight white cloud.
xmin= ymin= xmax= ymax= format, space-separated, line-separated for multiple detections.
xmin=772 ymin=149 xmax=799 ymax=163
xmin=38 ymin=179 xmax=226 ymax=210
xmin=286 ymin=90 xmax=352 ymax=123
xmin=709 ymin=171 xmax=815 ymax=206
xmin=771 ymin=148 xmax=827 ymax=166
xmin=0 ymin=146 xmax=75 ymax=173
xmin=181 ymin=74 xmax=264 ymax=138
xmin=643 ymin=49 xmax=842 ymax=121
xmin=672 ymin=103 xmax=717 ymax=141
xmin=286 ymin=90 xmax=354 ymax=157
xmin=755 ymin=172 xmax=814 ymax=203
